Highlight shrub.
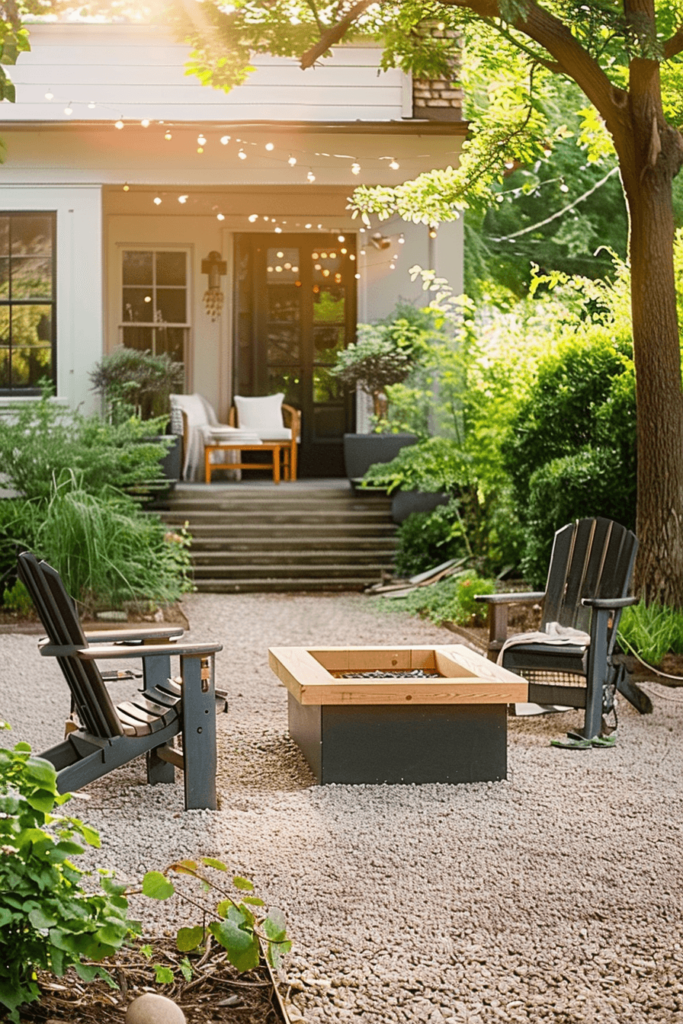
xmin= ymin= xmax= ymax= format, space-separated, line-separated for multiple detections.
xmin=362 ymin=436 xmax=471 ymax=495
xmin=33 ymin=475 xmax=193 ymax=612
xmin=618 ymin=601 xmax=683 ymax=666
xmin=90 ymin=347 xmax=184 ymax=422
xmin=388 ymin=570 xmax=496 ymax=626
xmin=522 ymin=448 xmax=637 ymax=586
xmin=394 ymin=503 xmax=465 ymax=577
xmin=0 ymin=732 xmax=135 ymax=1022
xmin=0 ymin=388 xmax=171 ymax=503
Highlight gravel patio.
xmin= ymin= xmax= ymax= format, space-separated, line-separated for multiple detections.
xmin=3 ymin=591 xmax=683 ymax=1024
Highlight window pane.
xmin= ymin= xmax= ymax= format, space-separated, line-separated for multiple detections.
xmin=11 ymin=216 xmax=53 ymax=257
xmin=0 ymin=219 xmax=8 ymax=257
xmin=156 ymin=251 xmax=186 ymax=286
xmin=121 ymin=326 xmax=154 ymax=351
xmin=11 ymin=257 xmax=52 ymax=299
xmin=122 ymin=251 xmax=153 ymax=285
xmin=155 ymin=327 xmax=185 ymax=364
xmin=313 ymin=287 xmax=345 ymax=323
xmin=11 ymin=305 xmax=52 ymax=346
xmin=11 ymin=346 xmax=52 ymax=387
xmin=156 ymin=288 xmax=186 ymax=324
xmin=0 ymin=258 xmax=8 ymax=299
xmin=0 ymin=348 xmax=8 ymax=387
xmin=0 ymin=308 xmax=9 ymax=344
xmin=123 ymin=287 xmax=154 ymax=322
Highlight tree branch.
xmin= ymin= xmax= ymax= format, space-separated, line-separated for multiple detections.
xmin=663 ymin=23 xmax=683 ymax=60
xmin=437 ymin=0 xmax=630 ymax=147
xmin=300 ymin=0 xmax=376 ymax=68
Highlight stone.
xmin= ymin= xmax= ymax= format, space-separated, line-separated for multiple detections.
xmin=126 ymin=993 xmax=187 ymax=1024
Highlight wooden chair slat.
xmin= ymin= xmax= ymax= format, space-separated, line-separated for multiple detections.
xmin=542 ymin=522 xmax=575 ymax=625
xmin=559 ymin=518 xmax=596 ymax=628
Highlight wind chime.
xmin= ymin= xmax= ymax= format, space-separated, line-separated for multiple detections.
xmin=201 ymin=251 xmax=227 ymax=321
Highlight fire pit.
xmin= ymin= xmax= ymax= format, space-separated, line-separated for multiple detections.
xmin=268 ymin=644 xmax=528 ymax=784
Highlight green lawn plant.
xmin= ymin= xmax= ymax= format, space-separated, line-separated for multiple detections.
xmin=0 ymin=729 xmax=136 ymax=1023
xmin=386 ymin=570 xmax=496 ymax=628
xmin=618 ymin=602 xmax=683 ymax=667
xmin=141 ymin=858 xmax=291 ymax=974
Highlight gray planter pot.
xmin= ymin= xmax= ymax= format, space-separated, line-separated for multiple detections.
xmin=391 ymin=489 xmax=450 ymax=524
xmin=343 ymin=433 xmax=418 ymax=483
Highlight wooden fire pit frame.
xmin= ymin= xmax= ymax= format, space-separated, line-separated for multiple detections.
xmin=268 ymin=645 xmax=528 ymax=785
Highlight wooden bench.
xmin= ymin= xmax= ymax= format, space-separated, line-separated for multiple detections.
xmin=204 ymin=441 xmax=285 ymax=484
xmin=268 ymin=644 xmax=527 ymax=784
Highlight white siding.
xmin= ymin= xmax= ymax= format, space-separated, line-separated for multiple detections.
xmin=1 ymin=25 xmax=406 ymax=123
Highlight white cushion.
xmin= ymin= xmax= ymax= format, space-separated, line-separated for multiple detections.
xmin=234 ymin=393 xmax=285 ymax=432
xmin=170 ymin=393 xmax=211 ymax=428
xmin=250 ymin=426 xmax=292 ymax=442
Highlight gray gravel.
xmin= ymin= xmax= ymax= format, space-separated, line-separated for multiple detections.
xmin=2 ymin=592 xmax=683 ymax=1024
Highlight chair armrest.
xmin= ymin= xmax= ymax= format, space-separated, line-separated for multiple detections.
xmin=581 ymin=597 xmax=638 ymax=610
xmin=77 ymin=642 xmax=222 ymax=660
xmin=282 ymin=404 xmax=301 ymax=439
xmin=84 ymin=626 xmax=184 ymax=644
xmin=474 ymin=592 xmax=546 ymax=604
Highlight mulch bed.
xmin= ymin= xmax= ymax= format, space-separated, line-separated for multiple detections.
xmin=17 ymin=939 xmax=287 ymax=1024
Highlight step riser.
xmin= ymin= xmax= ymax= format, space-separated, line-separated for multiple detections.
xmin=192 ymin=566 xmax=389 ymax=580
xmin=194 ymin=580 xmax=371 ymax=592
xmin=191 ymin=554 xmax=395 ymax=566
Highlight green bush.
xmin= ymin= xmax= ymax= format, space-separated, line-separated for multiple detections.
xmin=362 ymin=436 xmax=471 ymax=495
xmin=0 ymin=498 xmax=40 ymax=595
xmin=0 ymin=733 xmax=135 ymax=1022
xmin=618 ymin=601 xmax=683 ymax=666
xmin=0 ymin=388 xmax=171 ymax=503
xmin=522 ymin=447 xmax=637 ymax=586
xmin=394 ymin=503 xmax=465 ymax=577
xmin=389 ymin=570 xmax=496 ymax=626
xmin=32 ymin=475 xmax=193 ymax=612
xmin=90 ymin=348 xmax=183 ymax=422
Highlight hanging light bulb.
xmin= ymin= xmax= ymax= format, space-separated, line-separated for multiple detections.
xmin=197 ymin=133 xmax=207 ymax=146
xmin=197 ymin=146 xmax=204 ymax=153
xmin=389 ymin=159 xmax=399 ymax=170
xmin=429 ymin=226 xmax=438 ymax=239
xmin=307 ymin=171 xmax=316 ymax=183
xmin=355 ymin=273 xmax=361 ymax=279
xmin=164 ymin=130 xmax=172 ymax=141
xmin=305 ymin=223 xmax=312 ymax=229
xmin=398 ymin=234 xmax=405 ymax=244
xmin=288 ymin=155 xmax=297 ymax=166
xmin=122 ymin=183 xmax=130 ymax=192
xmin=351 ymin=163 xmax=361 ymax=175
xmin=64 ymin=105 xmax=74 ymax=116
xmin=154 ymin=197 xmax=162 ymax=205
xmin=115 ymin=119 xmax=125 ymax=129
xmin=274 ymin=226 xmax=282 ymax=233
xmin=238 ymin=149 xmax=247 ymax=160
xmin=390 ymin=262 xmax=396 ymax=269
xmin=248 ymin=214 xmax=258 ymax=222
xmin=45 ymin=90 xmax=54 ymax=101
xmin=141 ymin=118 xmax=150 ymax=127
xmin=265 ymin=142 xmax=274 ymax=151
xmin=178 ymin=195 xmax=188 ymax=204
xmin=87 ymin=101 xmax=96 ymax=109
xmin=220 ymin=135 xmax=230 ymax=145
xmin=217 ymin=213 xmax=225 ymax=221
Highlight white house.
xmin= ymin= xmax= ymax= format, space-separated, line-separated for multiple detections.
xmin=0 ymin=23 xmax=466 ymax=475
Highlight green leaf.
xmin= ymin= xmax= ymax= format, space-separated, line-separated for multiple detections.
xmin=100 ymin=876 xmax=127 ymax=897
xmin=263 ymin=908 xmax=287 ymax=944
xmin=23 ymin=756 xmax=57 ymax=788
xmin=26 ymin=789 xmax=56 ymax=814
xmin=232 ymin=875 xmax=254 ymax=891
xmin=176 ymin=926 xmax=204 ymax=952
xmin=69 ymin=818 xmax=101 ymax=847
xmin=201 ymin=856 xmax=228 ymax=871
xmin=74 ymin=962 xmax=102 ymax=983
xmin=169 ymin=859 xmax=198 ymax=875
xmin=208 ymin=920 xmax=260 ymax=972
xmin=140 ymin=944 xmax=153 ymax=959
xmin=0 ymin=908 xmax=13 ymax=928
xmin=28 ymin=907 xmax=57 ymax=930
xmin=242 ymin=896 xmax=265 ymax=907
xmin=267 ymin=938 xmax=292 ymax=972
xmin=154 ymin=965 xmax=174 ymax=984
xmin=179 ymin=957 xmax=193 ymax=983
xmin=13 ymin=742 xmax=31 ymax=752
xmin=142 ymin=871 xmax=175 ymax=900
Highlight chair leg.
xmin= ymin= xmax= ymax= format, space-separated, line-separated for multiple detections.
xmin=147 ymin=745 xmax=175 ymax=785
xmin=180 ymin=654 xmax=217 ymax=810
xmin=584 ymin=608 xmax=610 ymax=738
xmin=290 ymin=440 xmax=297 ymax=482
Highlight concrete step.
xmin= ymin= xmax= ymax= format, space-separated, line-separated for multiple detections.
xmin=191 ymin=562 xmax=390 ymax=580
xmin=164 ymin=509 xmax=393 ymax=525
xmin=193 ymin=577 xmax=378 ymax=592
xmin=191 ymin=549 xmax=395 ymax=565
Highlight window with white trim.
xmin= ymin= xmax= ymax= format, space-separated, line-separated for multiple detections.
xmin=120 ymin=249 xmax=189 ymax=373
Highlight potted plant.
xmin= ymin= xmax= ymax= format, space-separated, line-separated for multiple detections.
xmin=90 ymin=348 xmax=185 ymax=487
xmin=331 ymin=322 xmax=419 ymax=482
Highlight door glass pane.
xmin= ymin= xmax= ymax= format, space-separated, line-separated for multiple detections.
xmin=313 ymin=286 xmax=345 ymax=323
xmin=12 ymin=305 xmax=52 ymax=345
xmin=0 ymin=218 xmax=8 ymax=257
xmin=122 ymin=251 xmax=153 ymax=285
xmin=156 ymin=251 xmax=185 ymax=286
xmin=267 ymin=248 xmax=300 ymax=285
xmin=267 ymin=328 xmax=301 ymax=363
xmin=313 ymin=367 xmax=343 ymax=402
xmin=268 ymin=284 xmax=301 ymax=322
xmin=156 ymin=288 xmax=186 ymax=324
xmin=267 ymin=368 xmax=302 ymax=409
xmin=11 ymin=216 xmax=53 ymax=256
xmin=11 ymin=346 xmax=52 ymax=387
xmin=313 ymin=325 xmax=345 ymax=361
xmin=11 ymin=257 xmax=52 ymax=299
xmin=123 ymin=288 xmax=154 ymax=322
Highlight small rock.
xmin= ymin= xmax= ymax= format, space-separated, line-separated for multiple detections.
xmin=126 ymin=993 xmax=187 ymax=1024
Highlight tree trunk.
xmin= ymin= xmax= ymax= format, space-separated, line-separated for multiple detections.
xmin=619 ymin=60 xmax=683 ymax=605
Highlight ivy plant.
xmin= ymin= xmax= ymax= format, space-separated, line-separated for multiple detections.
xmin=0 ymin=730 xmax=137 ymax=1023
xmin=141 ymin=858 xmax=291 ymax=973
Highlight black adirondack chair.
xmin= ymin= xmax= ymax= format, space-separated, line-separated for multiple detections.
xmin=17 ymin=552 xmax=223 ymax=810
xmin=474 ymin=518 xmax=651 ymax=739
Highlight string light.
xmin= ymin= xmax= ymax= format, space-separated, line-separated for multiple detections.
xmin=197 ymin=133 xmax=207 ymax=146
xmin=217 ymin=213 xmax=225 ymax=221
xmin=389 ymin=159 xmax=400 ymax=170
xmin=197 ymin=146 xmax=204 ymax=153
xmin=288 ymin=155 xmax=297 ymax=166
xmin=141 ymin=118 xmax=150 ymax=127
xmin=352 ymin=163 xmax=361 ymax=175
xmin=265 ymin=142 xmax=274 ymax=151
xmin=248 ymin=214 xmax=258 ymax=222
xmin=64 ymin=104 xmax=73 ymax=116
xmin=399 ymin=234 xmax=405 ymax=244
xmin=220 ymin=135 xmax=230 ymax=145
xmin=45 ymin=90 xmax=54 ymax=100
xmin=274 ymin=226 xmax=282 ymax=233
xmin=305 ymin=223 xmax=312 ymax=229
xmin=88 ymin=101 xmax=96 ymax=109
xmin=164 ymin=130 xmax=172 ymax=141
xmin=338 ymin=235 xmax=345 ymax=242
xmin=238 ymin=149 xmax=247 ymax=160
xmin=429 ymin=226 xmax=438 ymax=238
xmin=178 ymin=195 xmax=188 ymax=204
xmin=122 ymin=183 xmax=130 ymax=191
xmin=115 ymin=119 xmax=124 ymax=129
xmin=153 ymin=197 xmax=162 ymax=205
xmin=307 ymin=171 xmax=316 ymax=182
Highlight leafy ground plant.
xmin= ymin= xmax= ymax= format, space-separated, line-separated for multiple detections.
xmin=618 ymin=601 xmax=683 ymax=667
xmin=385 ymin=570 xmax=496 ymax=627
xmin=140 ymin=858 xmax=291 ymax=974
xmin=0 ymin=728 xmax=136 ymax=1023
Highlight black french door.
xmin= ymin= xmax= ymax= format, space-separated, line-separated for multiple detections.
xmin=233 ymin=233 xmax=357 ymax=476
